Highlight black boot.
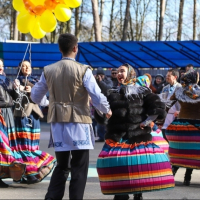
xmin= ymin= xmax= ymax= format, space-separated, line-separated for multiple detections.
xmin=113 ymin=194 xmax=129 ymax=200
xmin=134 ymin=193 xmax=143 ymax=200
xmin=0 ymin=179 xmax=9 ymax=188
xmin=172 ymin=166 xmax=179 ymax=176
xmin=183 ymin=168 xmax=193 ymax=186
xmin=27 ymin=176 xmax=40 ymax=184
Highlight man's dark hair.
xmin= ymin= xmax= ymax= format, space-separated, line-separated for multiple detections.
xmin=168 ymin=69 xmax=179 ymax=79
xmin=186 ymin=64 xmax=194 ymax=69
xmin=58 ymin=34 xmax=78 ymax=56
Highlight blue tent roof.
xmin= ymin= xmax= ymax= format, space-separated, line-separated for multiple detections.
xmin=1 ymin=41 xmax=200 ymax=68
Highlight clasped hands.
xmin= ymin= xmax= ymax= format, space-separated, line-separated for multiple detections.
xmin=13 ymin=79 xmax=32 ymax=93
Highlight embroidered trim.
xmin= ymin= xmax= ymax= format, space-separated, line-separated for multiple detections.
xmin=54 ymin=142 xmax=63 ymax=147
xmin=73 ymin=127 xmax=90 ymax=146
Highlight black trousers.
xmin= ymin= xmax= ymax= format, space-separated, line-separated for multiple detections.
xmin=161 ymin=129 xmax=169 ymax=143
xmin=45 ymin=150 xmax=89 ymax=200
xmin=172 ymin=166 xmax=193 ymax=180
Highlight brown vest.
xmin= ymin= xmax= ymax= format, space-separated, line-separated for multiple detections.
xmin=44 ymin=59 xmax=92 ymax=123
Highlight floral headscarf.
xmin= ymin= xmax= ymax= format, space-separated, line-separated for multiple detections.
xmin=180 ymin=69 xmax=200 ymax=100
xmin=120 ymin=63 xmax=137 ymax=86
xmin=136 ymin=75 xmax=151 ymax=88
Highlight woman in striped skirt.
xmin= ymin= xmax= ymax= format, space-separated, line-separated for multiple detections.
xmin=166 ymin=69 xmax=200 ymax=186
xmin=96 ymin=64 xmax=174 ymax=200
xmin=0 ymin=59 xmax=25 ymax=187
xmin=12 ymin=60 xmax=56 ymax=184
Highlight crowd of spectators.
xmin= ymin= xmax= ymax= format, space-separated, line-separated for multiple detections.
xmin=92 ymin=64 xmax=195 ymax=142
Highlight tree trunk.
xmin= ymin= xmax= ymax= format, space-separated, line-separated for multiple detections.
xmin=89 ymin=24 xmax=94 ymax=42
xmin=120 ymin=0 xmax=123 ymax=38
xmin=10 ymin=9 xmax=14 ymax=40
xmin=177 ymin=0 xmax=185 ymax=41
xmin=135 ymin=0 xmax=139 ymax=41
xmin=99 ymin=0 xmax=104 ymax=39
xmin=21 ymin=34 xmax=26 ymax=41
xmin=158 ymin=0 xmax=165 ymax=41
xmin=75 ymin=7 xmax=80 ymax=38
xmin=40 ymin=38 xmax=44 ymax=43
xmin=91 ymin=0 xmax=101 ymax=41
xmin=109 ymin=0 xmax=115 ymax=41
xmin=51 ymin=30 xmax=56 ymax=43
xmin=59 ymin=22 xmax=64 ymax=34
xmin=122 ymin=0 xmax=131 ymax=41
xmin=155 ymin=0 xmax=159 ymax=41
xmin=193 ymin=0 xmax=196 ymax=40
xmin=67 ymin=20 xmax=71 ymax=33
xmin=13 ymin=10 xmax=18 ymax=40
xmin=79 ymin=3 xmax=83 ymax=33
xmin=129 ymin=12 xmax=134 ymax=41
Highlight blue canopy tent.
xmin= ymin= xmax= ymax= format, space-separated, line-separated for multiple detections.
xmin=1 ymin=41 xmax=200 ymax=75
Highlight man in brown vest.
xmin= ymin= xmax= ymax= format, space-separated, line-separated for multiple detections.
xmin=31 ymin=33 xmax=112 ymax=200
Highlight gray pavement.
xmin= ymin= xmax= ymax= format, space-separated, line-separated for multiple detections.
xmin=0 ymin=122 xmax=200 ymax=199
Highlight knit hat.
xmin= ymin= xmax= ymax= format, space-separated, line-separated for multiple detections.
xmin=136 ymin=75 xmax=151 ymax=87
xmin=96 ymin=67 xmax=105 ymax=75
xmin=155 ymin=74 xmax=164 ymax=81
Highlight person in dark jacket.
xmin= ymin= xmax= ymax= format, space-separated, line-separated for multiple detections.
xmin=152 ymin=74 xmax=165 ymax=94
xmin=111 ymin=68 xmax=118 ymax=88
xmin=95 ymin=68 xmax=113 ymax=142
xmin=95 ymin=67 xmax=113 ymax=96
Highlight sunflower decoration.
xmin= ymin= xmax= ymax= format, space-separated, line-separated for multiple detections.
xmin=12 ymin=0 xmax=82 ymax=39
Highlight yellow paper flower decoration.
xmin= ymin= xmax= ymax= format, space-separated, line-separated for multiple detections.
xmin=12 ymin=0 xmax=82 ymax=39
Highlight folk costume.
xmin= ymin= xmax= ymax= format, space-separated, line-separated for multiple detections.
xmin=31 ymin=58 xmax=110 ymax=200
xmin=161 ymin=81 xmax=181 ymax=141
xmin=136 ymin=75 xmax=169 ymax=153
xmin=0 ymin=74 xmax=16 ymax=137
xmin=13 ymin=75 xmax=56 ymax=183
xmin=96 ymin=67 xmax=174 ymax=199
xmin=0 ymin=75 xmax=25 ymax=186
xmin=166 ymin=70 xmax=200 ymax=179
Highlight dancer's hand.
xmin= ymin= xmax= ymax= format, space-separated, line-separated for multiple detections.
xmin=13 ymin=79 xmax=20 ymax=89
xmin=140 ymin=123 xmax=145 ymax=129
xmin=106 ymin=110 xmax=112 ymax=119
xmin=96 ymin=75 xmax=102 ymax=82
xmin=174 ymin=111 xmax=179 ymax=118
xmin=25 ymin=86 xmax=31 ymax=93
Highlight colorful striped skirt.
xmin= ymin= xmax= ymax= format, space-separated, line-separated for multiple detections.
xmin=12 ymin=112 xmax=56 ymax=181
xmin=151 ymin=131 xmax=169 ymax=153
xmin=0 ymin=114 xmax=26 ymax=181
xmin=97 ymin=139 xmax=174 ymax=195
xmin=166 ymin=118 xmax=200 ymax=169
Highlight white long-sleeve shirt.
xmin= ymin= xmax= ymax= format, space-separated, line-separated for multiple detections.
xmin=161 ymin=82 xmax=181 ymax=129
xmin=31 ymin=68 xmax=110 ymax=151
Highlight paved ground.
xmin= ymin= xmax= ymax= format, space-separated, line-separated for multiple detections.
xmin=0 ymin=122 xmax=200 ymax=199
